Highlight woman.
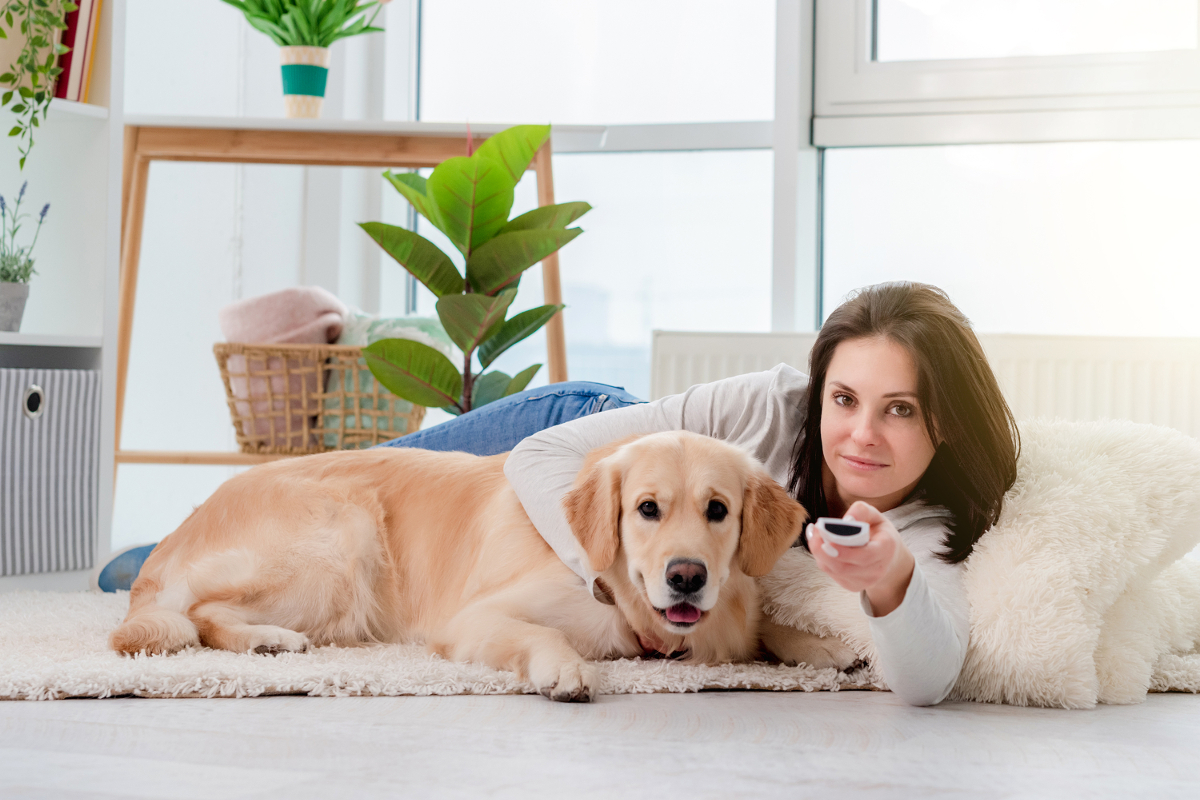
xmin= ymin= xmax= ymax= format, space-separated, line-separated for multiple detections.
xmin=95 ymin=282 xmax=1018 ymax=705
xmin=497 ymin=281 xmax=1018 ymax=706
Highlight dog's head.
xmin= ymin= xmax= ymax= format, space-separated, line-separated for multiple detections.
xmin=563 ymin=431 xmax=806 ymax=636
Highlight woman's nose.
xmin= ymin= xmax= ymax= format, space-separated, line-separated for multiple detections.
xmin=851 ymin=412 xmax=880 ymax=445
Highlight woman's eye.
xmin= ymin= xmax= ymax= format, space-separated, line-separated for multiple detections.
xmin=890 ymin=403 xmax=913 ymax=418
xmin=833 ymin=393 xmax=853 ymax=407
xmin=639 ymin=501 xmax=659 ymax=520
xmin=706 ymin=500 xmax=728 ymax=522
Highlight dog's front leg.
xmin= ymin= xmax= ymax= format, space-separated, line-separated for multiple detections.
xmin=430 ymin=605 xmax=599 ymax=702
xmin=759 ymin=616 xmax=861 ymax=670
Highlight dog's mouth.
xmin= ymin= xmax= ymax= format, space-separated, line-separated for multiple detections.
xmin=657 ymin=602 xmax=704 ymax=627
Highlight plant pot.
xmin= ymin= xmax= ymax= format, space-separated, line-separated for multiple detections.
xmin=280 ymin=46 xmax=330 ymax=119
xmin=0 ymin=281 xmax=28 ymax=332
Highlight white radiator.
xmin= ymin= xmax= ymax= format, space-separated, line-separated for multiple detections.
xmin=651 ymin=331 xmax=1200 ymax=437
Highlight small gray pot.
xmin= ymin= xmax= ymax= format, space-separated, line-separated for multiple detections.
xmin=0 ymin=281 xmax=29 ymax=332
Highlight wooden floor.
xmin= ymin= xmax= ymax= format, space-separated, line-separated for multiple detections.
xmin=1 ymin=690 xmax=1198 ymax=799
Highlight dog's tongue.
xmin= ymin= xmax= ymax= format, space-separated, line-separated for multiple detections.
xmin=666 ymin=603 xmax=701 ymax=624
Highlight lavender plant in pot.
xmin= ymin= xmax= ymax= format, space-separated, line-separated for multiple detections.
xmin=0 ymin=182 xmax=48 ymax=332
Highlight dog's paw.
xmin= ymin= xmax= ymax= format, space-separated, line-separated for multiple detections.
xmin=793 ymin=634 xmax=861 ymax=671
xmin=246 ymin=626 xmax=310 ymax=655
xmin=761 ymin=620 xmax=860 ymax=671
xmin=530 ymin=657 xmax=598 ymax=703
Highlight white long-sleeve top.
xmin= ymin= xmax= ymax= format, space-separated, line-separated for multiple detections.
xmin=503 ymin=364 xmax=969 ymax=706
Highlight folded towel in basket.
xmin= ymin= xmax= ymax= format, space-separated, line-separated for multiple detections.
xmin=219 ymin=286 xmax=348 ymax=345
xmin=219 ymin=287 xmax=348 ymax=450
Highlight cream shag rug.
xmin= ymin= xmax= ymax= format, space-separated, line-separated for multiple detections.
xmin=0 ymin=591 xmax=882 ymax=701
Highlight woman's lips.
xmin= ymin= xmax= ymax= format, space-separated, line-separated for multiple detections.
xmin=842 ymin=454 xmax=887 ymax=470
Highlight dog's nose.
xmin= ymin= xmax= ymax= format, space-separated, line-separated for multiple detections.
xmin=665 ymin=559 xmax=707 ymax=595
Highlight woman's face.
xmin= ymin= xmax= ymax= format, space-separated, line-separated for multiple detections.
xmin=820 ymin=336 xmax=938 ymax=515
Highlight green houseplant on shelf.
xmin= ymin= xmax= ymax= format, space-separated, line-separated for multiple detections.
xmin=218 ymin=0 xmax=385 ymax=118
xmin=360 ymin=123 xmax=589 ymax=416
xmin=0 ymin=181 xmax=49 ymax=331
xmin=0 ymin=0 xmax=77 ymax=169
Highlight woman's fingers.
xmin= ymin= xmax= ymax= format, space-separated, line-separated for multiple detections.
xmin=810 ymin=526 xmax=869 ymax=589
xmin=808 ymin=524 xmax=833 ymax=558
xmin=845 ymin=500 xmax=885 ymax=525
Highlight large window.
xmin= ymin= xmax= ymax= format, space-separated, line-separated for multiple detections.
xmin=817 ymin=0 xmax=1200 ymax=344
xmin=413 ymin=0 xmax=779 ymax=400
xmin=822 ymin=140 xmax=1200 ymax=334
xmin=382 ymin=151 xmax=775 ymax=401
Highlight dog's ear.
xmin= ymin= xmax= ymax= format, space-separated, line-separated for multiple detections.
xmin=563 ymin=457 xmax=623 ymax=573
xmin=739 ymin=472 xmax=807 ymax=577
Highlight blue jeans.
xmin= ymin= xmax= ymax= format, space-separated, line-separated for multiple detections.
xmin=376 ymin=381 xmax=645 ymax=455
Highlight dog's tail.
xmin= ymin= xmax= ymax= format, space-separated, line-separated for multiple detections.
xmin=109 ymin=577 xmax=200 ymax=656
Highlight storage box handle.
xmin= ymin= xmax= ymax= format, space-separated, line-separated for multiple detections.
xmin=22 ymin=384 xmax=44 ymax=420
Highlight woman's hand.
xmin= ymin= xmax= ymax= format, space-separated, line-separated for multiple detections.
xmin=806 ymin=500 xmax=916 ymax=617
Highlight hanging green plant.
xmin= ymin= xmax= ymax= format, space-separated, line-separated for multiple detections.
xmin=0 ymin=0 xmax=77 ymax=169
xmin=360 ymin=124 xmax=589 ymax=416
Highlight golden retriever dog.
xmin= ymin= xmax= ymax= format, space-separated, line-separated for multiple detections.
xmin=109 ymin=431 xmax=808 ymax=701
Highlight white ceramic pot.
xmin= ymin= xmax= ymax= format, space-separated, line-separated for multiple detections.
xmin=0 ymin=281 xmax=28 ymax=332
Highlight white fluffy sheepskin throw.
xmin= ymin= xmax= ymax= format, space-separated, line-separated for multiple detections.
xmin=0 ymin=590 xmax=884 ymax=701
xmin=761 ymin=419 xmax=1200 ymax=709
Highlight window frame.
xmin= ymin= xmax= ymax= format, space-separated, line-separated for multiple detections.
xmin=815 ymin=0 xmax=1200 ymax=146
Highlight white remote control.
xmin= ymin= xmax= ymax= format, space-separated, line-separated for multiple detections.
xmin=815 ymin=517 xmax=870 ymax=556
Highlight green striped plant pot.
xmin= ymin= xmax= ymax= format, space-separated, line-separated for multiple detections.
xmin=280 ymin=46 xmax=331 ymax=119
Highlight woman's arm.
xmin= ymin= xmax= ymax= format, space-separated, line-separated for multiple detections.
xmin=859 ymin=554 xmax=968 ymax=706
xmin=808 ymin=503 xmax=968 ymax=706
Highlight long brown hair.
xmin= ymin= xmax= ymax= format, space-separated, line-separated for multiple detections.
xmin=787 ymin=282 xmax=1019 ymax=563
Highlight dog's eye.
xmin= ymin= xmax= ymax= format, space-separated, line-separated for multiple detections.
xmin=706 ymin=500 xmax=728 ymax=523
xmin=638 ymin=501 xmax=659 ymax=520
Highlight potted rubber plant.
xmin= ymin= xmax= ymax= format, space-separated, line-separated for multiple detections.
xmin=0 ymin=182 xmax=49 ymax=332
xmin=218 ymin=0 xmax=384 ymax=118
xmin=360 ymin=124 xmax=589 ymax=415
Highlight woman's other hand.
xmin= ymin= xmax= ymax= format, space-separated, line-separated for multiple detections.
xmin=805 ymin=500 xmax=916 ymax=616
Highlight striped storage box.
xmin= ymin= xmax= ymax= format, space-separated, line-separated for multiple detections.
xmin=0 ymin=368 xmax=100 ymax=576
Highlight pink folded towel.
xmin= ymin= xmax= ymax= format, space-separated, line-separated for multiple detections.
xmin=219 ymin=287 xmax=349 ymax=451
xmin=219 ymin=286 xmax=348 ymax=344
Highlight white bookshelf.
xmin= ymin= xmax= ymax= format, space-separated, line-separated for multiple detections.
xmin=0 ymin=0 xmax=124 ymax=592
xmin=48 ymin=98 xmax=110 ymax=120
xmin=0 ymin=332 xmax=103 ymax=348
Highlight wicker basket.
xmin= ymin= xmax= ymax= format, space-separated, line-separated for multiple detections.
xmin=213 ymin=342 xmax=425 ymax=455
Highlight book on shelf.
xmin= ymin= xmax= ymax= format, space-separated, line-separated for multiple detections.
xmin=54 ymin=0 xmax=103 ymax=104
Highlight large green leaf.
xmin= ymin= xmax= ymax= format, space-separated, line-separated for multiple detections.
xmin=359 ymin=223 xmax=464 ymax=297
xmin=500 ymin=202 xmax=591 ymax=234
xmin=474 ymin=124 xmax=551 ymax=183
xmin=436 ymin=288 xmax=517 ymax=354
xmin=471 ymin=370 xmax=512 ymax=409
xmin=425 ymin=155 xmax=515 ymax=257
xmin=363 ymin=338 xmax=464 ymax=410
xmin=476 ymin=304 xmax=564 ymax=369
xmin=382 ymin=170 xmax=445 ymax=231
xmin=505 ymin=364 xmax=541 ymax=396
xmin=466 ymin=228 xmax=582 ymax=296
